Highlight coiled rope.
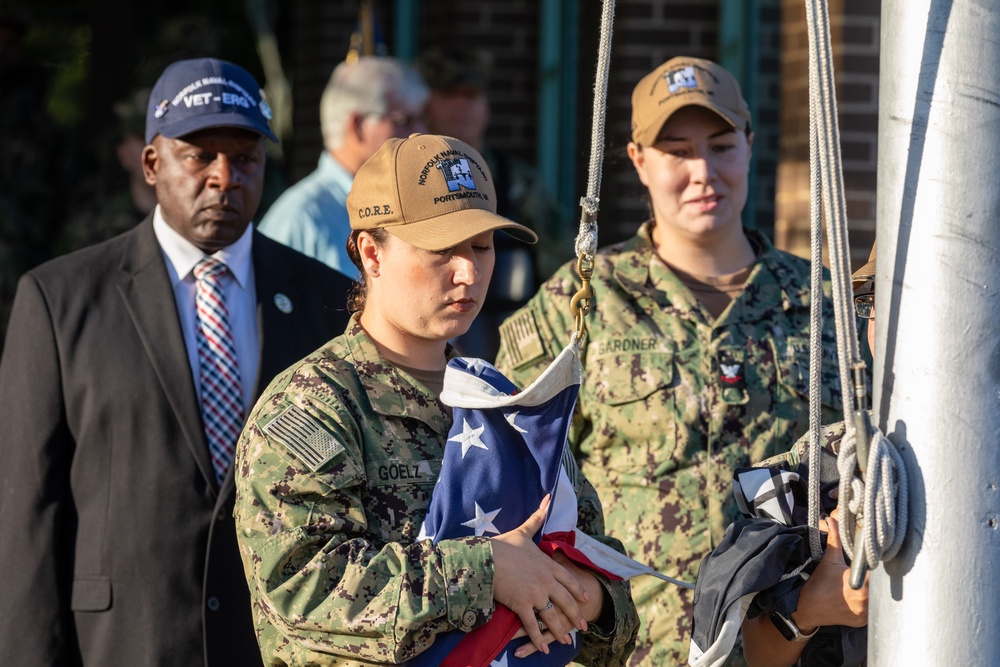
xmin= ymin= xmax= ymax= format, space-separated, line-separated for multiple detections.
xmin=837 ymin=427 xmax=909 ymax=565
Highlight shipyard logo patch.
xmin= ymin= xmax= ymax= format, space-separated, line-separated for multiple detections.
xmin=665 ymin=65 xmax=698 ymax=94
xmin=437 ymin=158 xmax=476 ymax=192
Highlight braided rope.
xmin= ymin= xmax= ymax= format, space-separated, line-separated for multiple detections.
xmin=806 ymin=100 xmax=825 ymax=560
xmin=574 ymin=0 xmax=616 ymax=260
xmin=804 ymin=0 xmax=908 ymax=571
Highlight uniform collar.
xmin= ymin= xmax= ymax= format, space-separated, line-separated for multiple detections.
xmin=341 ymin=314 xmax=454 ymax=436
xmin=613 ymin=222 xmax=812 ymax=319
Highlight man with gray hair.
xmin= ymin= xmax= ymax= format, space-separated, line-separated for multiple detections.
xmin=259 ymin=56 xmax=428 ymax=278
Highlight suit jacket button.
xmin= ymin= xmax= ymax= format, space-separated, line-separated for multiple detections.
xmin=462 ymin=610 xmax=478 ymax=629
xmin=207 ymin=596 xmax=220 ymax=612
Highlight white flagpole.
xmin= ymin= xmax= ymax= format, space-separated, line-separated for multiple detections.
xmin=873 ymin=0 xmax=1000 ymax=662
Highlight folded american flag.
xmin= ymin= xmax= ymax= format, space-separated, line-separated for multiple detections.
xmin=410 ymin=345 xmax=620 ymax=666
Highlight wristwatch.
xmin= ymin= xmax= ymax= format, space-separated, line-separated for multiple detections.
xmin=769 ymin=610 xmax=819 ymax=643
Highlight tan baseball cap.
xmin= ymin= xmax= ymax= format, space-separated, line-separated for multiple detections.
xmin=852 ymin=241 xmax=877 ymax=289
xmin=347 ymin=134 xmax=537 ymax=251
xmin=631 ymin=56 xmax=752 ymax=147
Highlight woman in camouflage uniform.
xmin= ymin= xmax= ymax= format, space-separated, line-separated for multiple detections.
xmin=495 ymin=57 xmax=844 ymax=665
xmin=233 ymin=134 xmax=638 ymax=665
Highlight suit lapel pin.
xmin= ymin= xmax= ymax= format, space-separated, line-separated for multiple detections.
xmin=274 ymin=293 xmax=293 ymax=314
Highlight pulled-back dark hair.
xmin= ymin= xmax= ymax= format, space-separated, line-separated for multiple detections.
xmin=346 ymin=228 xmax=390 ymax=313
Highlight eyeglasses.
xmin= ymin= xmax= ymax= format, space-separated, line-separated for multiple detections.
xmin=370 ymin=111 xmax=425 ymax=129
xmin=854 ymin=292 xmax=874 ymax=319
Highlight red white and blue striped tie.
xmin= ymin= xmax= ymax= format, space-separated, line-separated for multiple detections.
xmin=194 ymin=257 xmax=244 ymax=485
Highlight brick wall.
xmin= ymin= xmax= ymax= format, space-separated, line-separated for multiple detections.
xmin=420 ymin=2 xmax=541 ymax=163
xmin=282 ymin=1 xmax=392 ymax=183
xmin=755 ymin=0 xmax=783 ymax=236
xmin=776 ymin=0 xmax=880 ymax=265
xmin=278 ymin=0 xmax=879 ymax=260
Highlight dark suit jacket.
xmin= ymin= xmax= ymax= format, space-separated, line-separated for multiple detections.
xmin=0 ymin=218 xmax=353 ymax=666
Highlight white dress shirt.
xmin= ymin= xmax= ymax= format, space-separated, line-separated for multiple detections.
xmin=153 ymin=206 xmax=260 ymax=414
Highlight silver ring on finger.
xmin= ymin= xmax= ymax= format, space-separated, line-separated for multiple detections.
xmin=538 ymin=600 xmax=554 ymax=613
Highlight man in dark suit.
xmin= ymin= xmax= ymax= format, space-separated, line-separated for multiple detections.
xmin=0 ymin=58 xmax=353 ymax=666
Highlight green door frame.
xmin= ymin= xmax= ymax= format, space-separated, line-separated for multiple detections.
xmin=394 ymin=0 xmax=420 ymax=62
xmin=538 ymin=0 xmax=580 ymax=228
xmin=720 ymin=0 xmax=760 ymax=229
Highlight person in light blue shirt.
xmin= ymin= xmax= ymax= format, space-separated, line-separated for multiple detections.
xmin=258 ymin=57 xmax=428 ymax=278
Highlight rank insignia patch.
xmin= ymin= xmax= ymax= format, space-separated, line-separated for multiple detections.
xmin=720 ymin=362 xmax=743 ymax=385
xmin=718 ymin=347 xmax=749 ymax=405
xmin=718 ymin=348 xmax=746 ymax=391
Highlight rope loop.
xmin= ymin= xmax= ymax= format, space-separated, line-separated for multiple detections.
xmin=836 ymin=427 xmax=909 ymax=570
xmin=575 ymin=199 xmax=600 ymax=258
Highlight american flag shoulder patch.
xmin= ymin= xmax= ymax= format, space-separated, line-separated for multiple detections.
xmin=498 ymin=309 xmax=546 ymax=369
xmin=262 ymin=404 xmax=345 ymax=472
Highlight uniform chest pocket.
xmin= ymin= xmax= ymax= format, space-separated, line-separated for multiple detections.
xmin=363 ymin=457 xmax=441 ymax=543
xmin=580 ymin=350 xmax=678 ymax=478
xmin=775 ymin=336 xmax=843 ymax=413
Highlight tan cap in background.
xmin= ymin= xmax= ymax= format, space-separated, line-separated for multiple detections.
xmin=631 ymin=56 xmax=751 ymax=147
xmin=852 ymin=241 xmax=877 ymax=289
xmin=348 ymin=134 xmax=537 ymax=251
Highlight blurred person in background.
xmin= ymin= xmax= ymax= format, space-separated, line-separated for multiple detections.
xmin=55 ymin=87 xmax=157 ymax=255
xmin=258 ymin=56 xmax=428 ymax=279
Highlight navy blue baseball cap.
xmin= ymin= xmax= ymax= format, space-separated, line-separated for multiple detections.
xmin=145 ymin=57 xmax=277 ymax=144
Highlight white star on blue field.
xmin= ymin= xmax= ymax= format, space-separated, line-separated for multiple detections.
xmin=448 ymin=418 xmax=489 ymax=458
xmin=505 ymin=411 xmax=528 ymax=434
xmin=461 ymin=501 xmax=502 ymax=536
